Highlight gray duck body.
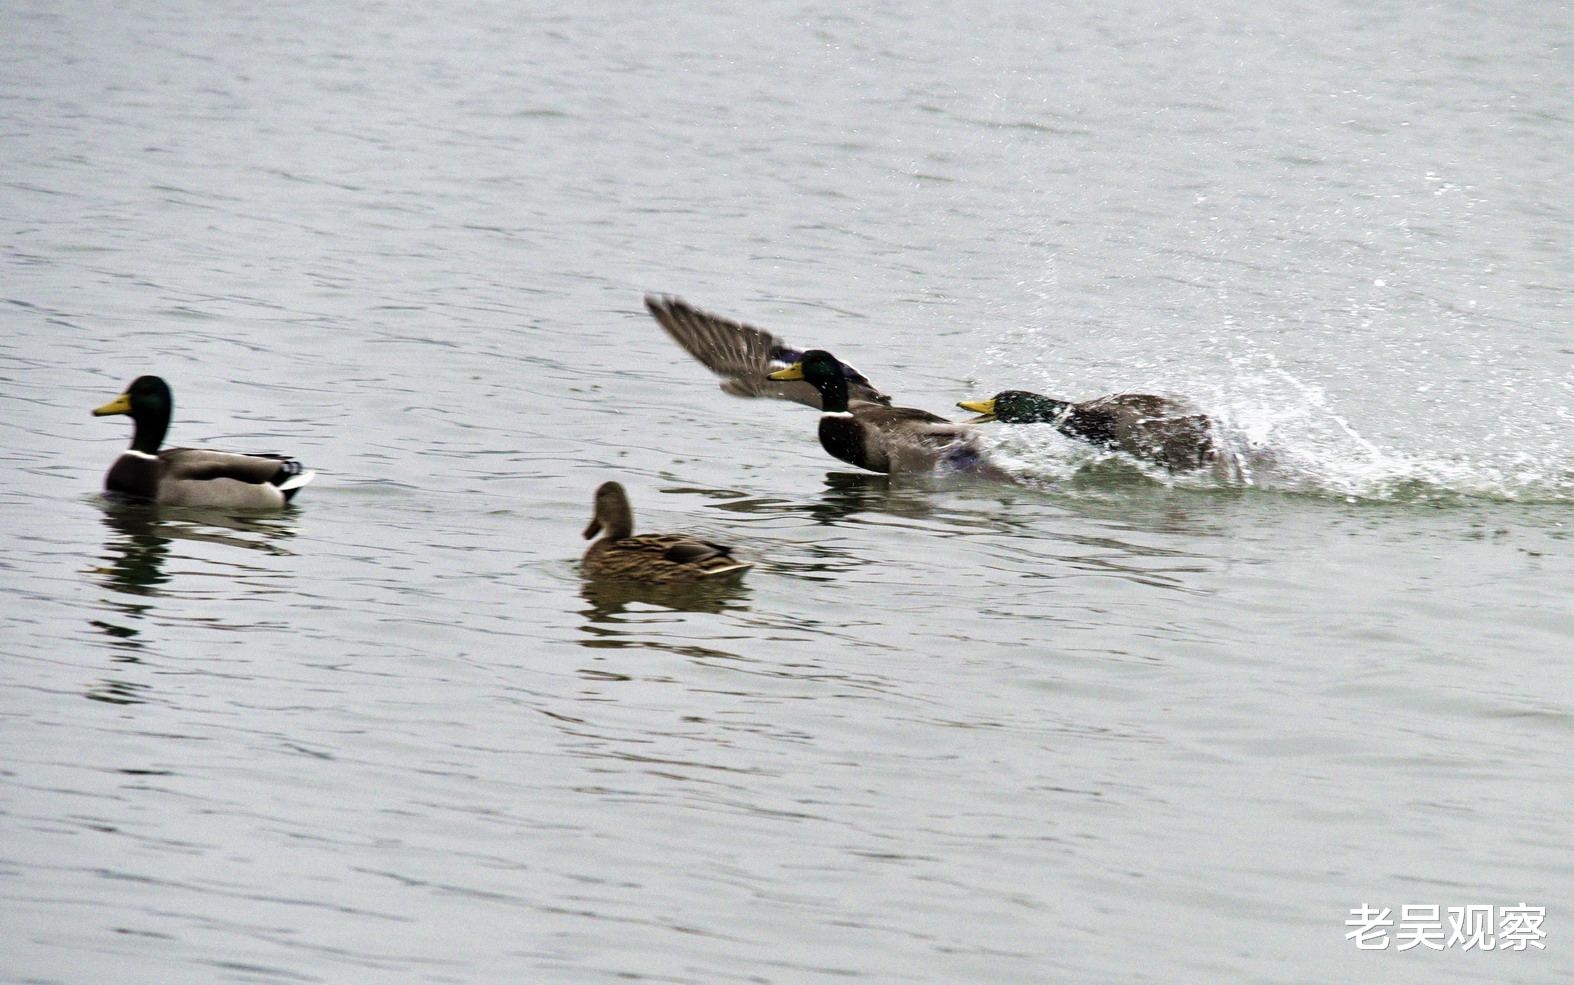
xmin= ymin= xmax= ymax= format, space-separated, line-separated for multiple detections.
xmin=93 ymin=375 xmax=314 ymax=508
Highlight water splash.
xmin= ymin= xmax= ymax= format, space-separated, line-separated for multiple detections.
xmin=979 ymin=351 xmax=1574 ymax=505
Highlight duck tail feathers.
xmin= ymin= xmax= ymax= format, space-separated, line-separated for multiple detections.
xmin=275 ymin=467 xmax=316 ymax=496
xmin=699 ymin=560 xmax=753 ymax=578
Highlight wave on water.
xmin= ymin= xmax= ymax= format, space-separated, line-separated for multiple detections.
xmin=979 ymin=355 xmax=1574 ymax=506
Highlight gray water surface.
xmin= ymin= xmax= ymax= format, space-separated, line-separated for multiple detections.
xmin=3 ymin=2 xmax=1571 ymax=983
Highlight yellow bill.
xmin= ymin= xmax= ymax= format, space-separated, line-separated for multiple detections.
xmin=956 ymin=397 xmax=997 ymax=422
xmin=767 ymin=363 xmax=805 ymax=381
xmin=92 ymin=392 xmax=133 ymax=417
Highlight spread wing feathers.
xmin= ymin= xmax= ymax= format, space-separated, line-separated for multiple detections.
xmin=644 ymin=295 xmax=892 ymax=408
xmin=160 ymin=448 xmax=307 ymax=486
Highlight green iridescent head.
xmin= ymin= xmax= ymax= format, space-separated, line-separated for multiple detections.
xmin=768 ymin=349 xmax=853 ymax=411
xmin=956 ymin=390 xmax=1069 ymax=424
xmin=93 ymin=375 xmax=174 ymax=452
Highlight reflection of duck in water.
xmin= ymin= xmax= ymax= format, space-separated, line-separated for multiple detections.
xmin=578 ymin=575 xmax=750 ymax=626
xmin=582 ymin=481 xmax=752 ymax=583
xmin=805 ymin=471 xmax=957 ymax=527
xmin=96 ymin=504 xmax=172 ymax=593
xmin=958 ymin=390 xmax=1217 ymax=473
xmin=92 ymin=375 xmax=315 ymax=508
xmin=94 ymin=501 xmax=299 ymax=597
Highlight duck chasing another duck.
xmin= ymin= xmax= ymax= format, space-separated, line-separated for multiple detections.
xmin=92 ymin=375 xmax=315 ymax=508
xmin=769 ymin=350 xmax=991 ymax=475
xmin=957 ymin=389 xmax=1216 ymax=472
xmin=582 ymin=481 xmax=752 ymax=582
xmin=644 ymin=295 xmax=892 ymax=409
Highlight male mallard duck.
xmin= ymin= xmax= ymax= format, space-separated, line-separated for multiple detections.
xmin=958 ymin=390 xmax=1216 ymax=472
xmin=644 ymin=295 xmax=891 ymax=408
xmin=92 ymin=375 xmax=315 ymax=508
xmin=582 ymin=481 xmax=752 ymax=582
xmin=769 ymin=350 xmax=989 ymax=474
xmin=646 ymin=296 xmax=989 ymax=475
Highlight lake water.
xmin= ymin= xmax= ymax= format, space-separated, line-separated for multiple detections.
xmin=3 ymin=1 xmax=1570 ymax=983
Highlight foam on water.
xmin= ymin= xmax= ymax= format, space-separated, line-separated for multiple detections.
xmin=978 ymin=349 xmax=1573 ymax=505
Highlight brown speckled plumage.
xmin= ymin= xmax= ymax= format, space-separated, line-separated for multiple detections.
xmin=582 ymin=481 xmax=751 ymax=583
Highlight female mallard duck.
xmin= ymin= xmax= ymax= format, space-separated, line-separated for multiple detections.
xmin=582 ymin=481 xmax=751 ymax=582
xmin=768 ymin=350 xmax=990 ymax=474
xmin=92 ymin=375 xmax=315 ymax=508
xmin=958 ymin=390 xmax=1216 ymax=472
xmin=645 ymin=295 xmax=891 ymax=408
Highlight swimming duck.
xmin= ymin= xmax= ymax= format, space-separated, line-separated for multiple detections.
xmin=958 ymin=390 xmax=1216 ymax=472
xmin=769 ymin=350 xmax=988 ymax=474
xmin=92 ymin=375 xmax=315 ymax=508
xmin=582 ymin=481 xmax=752 ymax=582
xmin=644 ymin=295 xmax=891 ymax=408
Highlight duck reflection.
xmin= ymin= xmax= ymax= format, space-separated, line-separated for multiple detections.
xmin=87 ymin=502 xmax=301 ymax=700
xmin=578 ymin=575 xmax=750 ymax=623
xmin=83 ymin=677 xmax=154 ymax=706
xmin=811 ymin=471 xmax=929 ymax=524
xmin=576 ymin=574 xmax=753 ymax=659
xmin=96 ymin=502 xmax=171 ymax=594
xmin=94 ymin=502 xmax=299 ymax=595
xmin=715 ymin=471 xmax=945 ymax=526
xmin=86 ymin=505 xmax=170 ymax=702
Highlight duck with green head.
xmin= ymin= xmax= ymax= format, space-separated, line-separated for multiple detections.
xmin=582 ymin=481 xmax=752 ymax=582
xmin=644 ymin=295 xmax=891 ymax=409
xmin=958 ymin=389 xmax=1216 ymax=472
xmin=769 ymin=350 xmax=988 ymax=474
xmin=92 ymin=375 xmax=315 ymax=508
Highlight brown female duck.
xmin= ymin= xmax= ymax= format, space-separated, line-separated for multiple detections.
xmin=582 ymin=481 xmax=751 ymax=582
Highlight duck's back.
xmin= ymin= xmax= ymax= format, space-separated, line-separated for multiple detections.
xmin=105 ymin=448 xmax=308 ymax=507
xmin=1067 ymin=395 xmax=1215 ymax=471
xmin=822 ymin=404 xmax=977 ymax=474
xmin=585 ymin=534 xmax=751 ymax=582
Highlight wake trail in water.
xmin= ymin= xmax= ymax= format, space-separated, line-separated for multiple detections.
xmin=979 ymin=353 xmax=1573 ymax=505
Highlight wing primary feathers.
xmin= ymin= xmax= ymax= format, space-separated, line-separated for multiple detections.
xmin=644 ymin=295 xmax=892 ymax=408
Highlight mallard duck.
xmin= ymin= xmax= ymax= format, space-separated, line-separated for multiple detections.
xmin=958 ymin=389 xmax=1216 ymax=472
xmin=768 ymin=350 xmax=989 ymax=474
xmin=646 ymin=296 xmax=990 ymax=475
xmin=644 ymin=295 xmax=891 ymax=408
xmin=582 ymin=481 xmax=751 ymax=582
xmin=91 ymin=375 xmax=315 ymax=508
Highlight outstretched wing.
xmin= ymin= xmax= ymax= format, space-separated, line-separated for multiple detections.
xmin=644 ymin=295 xmax=892 ymax=408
